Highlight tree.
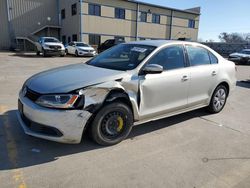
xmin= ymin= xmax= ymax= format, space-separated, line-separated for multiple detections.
xmin=219 ymin=32 xmax=250 ymax=43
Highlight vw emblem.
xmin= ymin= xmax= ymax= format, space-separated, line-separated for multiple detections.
xmin=22 ymin=87 xmax=27 ymax=96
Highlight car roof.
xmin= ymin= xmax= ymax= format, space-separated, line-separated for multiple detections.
xmin=126 ymin=40 xmax=201 ymax=47
xmin=242 ymin=49 xmax=250 ymax=51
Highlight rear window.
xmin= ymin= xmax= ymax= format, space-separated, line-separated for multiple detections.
xmin=186 ymin=45 xmax=211 ymax=66
xmin=209 ymin=52 xmax=218 ymax=64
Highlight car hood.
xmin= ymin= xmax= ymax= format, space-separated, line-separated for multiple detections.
xmin=77 ymin=46 xmax=94 ymax=51
xmin=44 ymin=42 xmax=64 ymax=46
xmin=25 ymin=64 xmax=126 ymax=94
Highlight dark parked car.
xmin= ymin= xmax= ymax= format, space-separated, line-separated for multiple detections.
xmin=97 ymin=38 xmax=125 ymax=53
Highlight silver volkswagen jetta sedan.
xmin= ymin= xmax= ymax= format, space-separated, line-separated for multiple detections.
xmin=17 ymin=40 xmax=236 ymax=145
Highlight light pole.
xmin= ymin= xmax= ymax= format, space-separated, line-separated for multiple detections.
xmin=47 ymin=17 xmax=51 ymax=37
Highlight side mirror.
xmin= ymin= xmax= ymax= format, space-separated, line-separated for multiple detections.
xmin=142 ymin=64 xmax=163 ymax=75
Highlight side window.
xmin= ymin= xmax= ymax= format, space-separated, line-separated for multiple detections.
xmin=115 ymin=8 xmax=125 ymax=19
xmin=89 ymin=4 xmax=101 ymax=16
xmin=61 ymin=9 xmax=65 ymax=19
xmin=71 ymin=3 xmax=77 ymax=16
xmin=186 ymin=46 xmax=211 ymax=66
xmin=148 ymin=45 xmax=185 ymax=70
xmin=89 ymin=34 xmax=101 ymax=45
xmin=209 ymin=52 xmax=218 ymax=64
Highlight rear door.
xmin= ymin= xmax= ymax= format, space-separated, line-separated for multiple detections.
xmin=185 ymin=45 xmax=219 ymax=106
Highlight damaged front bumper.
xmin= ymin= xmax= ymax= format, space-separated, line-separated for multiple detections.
xmin=17 ymin=93 xmax=92 ymax=144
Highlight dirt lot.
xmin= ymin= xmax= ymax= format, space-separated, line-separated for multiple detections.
xmin=0 ymin=52 xmax=250 ymax=188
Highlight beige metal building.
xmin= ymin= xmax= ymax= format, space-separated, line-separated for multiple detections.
xmin=0 ymin=0 xmax=200 ymax=50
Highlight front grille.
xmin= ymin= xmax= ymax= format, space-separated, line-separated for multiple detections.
xmin=25 ymin=88 xmax=41 ymax=102
xmin=83 ymin=49 xmax=94 ymax=52
xmin=49 ymin=45 xmax=61 ymax=49
xmin=21 ymin=114 xmax=63 ymax=137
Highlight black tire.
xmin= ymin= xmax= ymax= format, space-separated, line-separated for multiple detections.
xmin=207 ymin=85 xmax=228 ymax=114
xmin=36 ymin=51 xmax=40 ymax=56
xmin=42 ymin=49 xmax=47 ymax=57
xmin=91 ymin=102 xmax=133 ymax=146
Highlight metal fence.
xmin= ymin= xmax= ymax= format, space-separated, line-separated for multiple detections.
xmin=202 ymin=42 xmax=250 ymax=57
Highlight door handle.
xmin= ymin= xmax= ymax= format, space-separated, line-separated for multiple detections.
xmin=182 ymin=75 xmax=189 ymax=81
xmin=212 ymin=71 xmax=217 ymax=76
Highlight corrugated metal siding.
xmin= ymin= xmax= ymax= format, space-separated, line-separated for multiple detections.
xmin=0 ymin=0 xmax=11 ymax=49
xmin=8 ymin=0 xmax=58 ymax=37
xmin=0 ymin=0 xmax=59 ymax=49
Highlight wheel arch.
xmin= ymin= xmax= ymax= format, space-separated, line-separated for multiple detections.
xmin=82 ymin=88 xmax=135 ymax=137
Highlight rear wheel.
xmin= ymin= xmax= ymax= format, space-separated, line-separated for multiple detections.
xmin=91 ymin=102 xmax=133 ymax=146
xmin=208 ymin=85 xmax=228 ymax=113
xmin=36 ymin=51 xmax=40 ymax=56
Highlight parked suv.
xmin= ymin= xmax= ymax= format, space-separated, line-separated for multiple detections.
xmin=36 ymin=37 xmax=65 ymax=57
xmin=97 ymin=38 xmax=125 ymax=53
xmin=18 ymin=40 xmax=236 ymax=146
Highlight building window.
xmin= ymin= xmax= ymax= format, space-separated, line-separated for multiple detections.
xmin=61 ymin=9 xmax=65 ymax=19
xmin=115 ymin=8 xmax=125 ymax=19
xmin=140 ymin=12 xmax=147 ymax=22
xmin=62 ymin=35 xmax=66 ymax=44
xmin=71 ymin=3 xmax=77 ymax=16
xmin=188 ymin=19 xmax=195 ymax=28
xmin=72 ymin=34 xmax=77 ymax=42
xmin=152 ymin=14 xmax=160 ymax=24
xmin=89 ymin=34 xmax=100 ymax=45
xmin=68 ymin=36 xmax=71 ymax=43
xmin=89 ymin=4 xmax=101 ymax=16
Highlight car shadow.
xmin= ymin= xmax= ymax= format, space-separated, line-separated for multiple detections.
xmin=10 ymin=52 xmax=93 ymax=59
xmin=10 ymin=52 xmax=53 ymax=58
xmin=0 ymin=108 xmax=210 ymax=170
xmin=237 ymin=80 xmax=250 ymax=89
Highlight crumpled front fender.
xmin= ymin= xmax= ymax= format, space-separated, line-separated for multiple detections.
xmin=81 ymin=81 xmax=140 ymax=120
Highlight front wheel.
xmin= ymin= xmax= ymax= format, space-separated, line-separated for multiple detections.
xmin=42 ymin=49 xmax=47 ymax=57
xmin=207 ymin=85 xmax=228 ymax=113
xmin=91 ymin=102 xmax=133 ymax=146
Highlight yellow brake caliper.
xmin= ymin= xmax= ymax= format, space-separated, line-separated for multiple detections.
xmin=117 ymin=116 xmax=124 ymax=132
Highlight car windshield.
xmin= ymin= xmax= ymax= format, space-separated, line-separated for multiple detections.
xmin=87 ymin=44 xmax=156 ymax=71
xmin=76 ymin=43 xmax=89 ymax=47
xmin=241 ymin=50 xmax=250 ymax=55
xmin=44 ymin=38 xmax=59 ymax=43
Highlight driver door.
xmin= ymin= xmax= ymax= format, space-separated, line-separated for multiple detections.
xmin=139 ymin=45 xmax=190 ymax=120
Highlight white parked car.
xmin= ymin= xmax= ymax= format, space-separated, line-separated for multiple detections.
xmin=18 ymin=40 xmax=236 ymax=145
xmin=36 ymin=37 xmax=65 ymax=57
xmin=228 ymin=49 xmax=250 ymax=64
xmin=66 ymin=42 xmax=97 ymax=57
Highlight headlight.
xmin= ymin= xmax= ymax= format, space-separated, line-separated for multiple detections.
xmin=36 ymin=94 xmax=79 ymax=109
